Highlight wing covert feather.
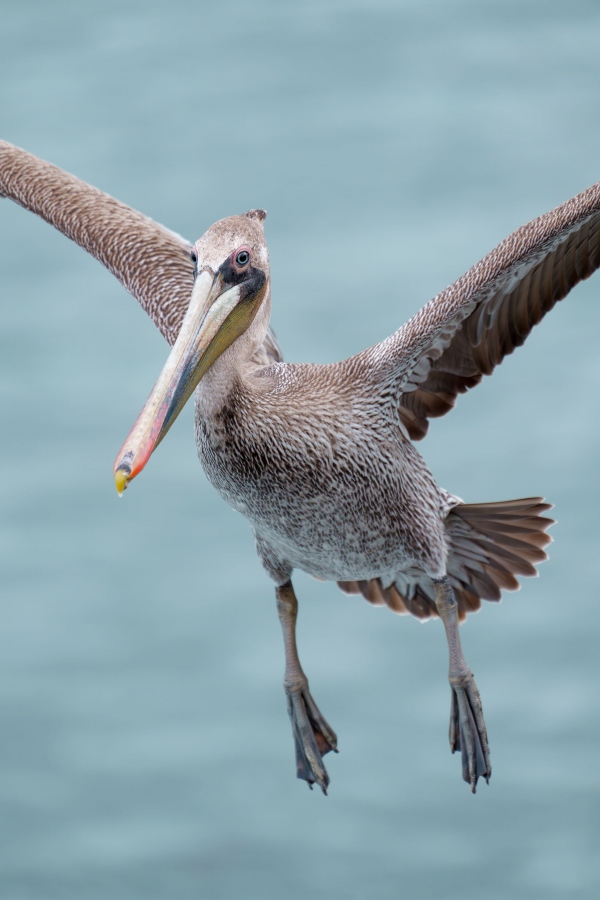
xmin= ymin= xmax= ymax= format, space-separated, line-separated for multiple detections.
xmin=0 ymin=140 xmax=195 ymax=346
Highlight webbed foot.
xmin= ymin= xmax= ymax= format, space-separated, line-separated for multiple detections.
xmin=285 ymin=680 xmax=338 ymax=794
xmin=449 ymin=669 xmax=491 ymax=792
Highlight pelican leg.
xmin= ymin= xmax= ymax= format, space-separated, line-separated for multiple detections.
xmin=433 ymin=576 xmax=491 ymax=792
xmin=276 ymin=581 xmax=338 ymax=794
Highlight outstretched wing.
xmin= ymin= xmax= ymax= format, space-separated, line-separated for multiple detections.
xmin=0 ymin=140 xmax=283 ymax=362
xmin=359 ymin=180 xmax=600 ymax=440
xmin=0 ymin=140 xmax=193 ymax=345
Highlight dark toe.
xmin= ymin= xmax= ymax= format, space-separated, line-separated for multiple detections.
xmin=285 ymin=686 xmax=336 ymax=793
xmin=449 ymin=676 xmax=491 ymax=792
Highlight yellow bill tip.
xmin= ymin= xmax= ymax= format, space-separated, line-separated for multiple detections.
xmin=114 ymin=468 xmax=129 ymax=497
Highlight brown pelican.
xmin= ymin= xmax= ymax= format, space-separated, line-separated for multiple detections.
xmin=2 ymin=139 xmax=599 ymax=795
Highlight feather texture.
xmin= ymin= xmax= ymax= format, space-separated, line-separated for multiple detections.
xmin=360 ymin=183 xmax=600 ymax=439
xmin=338 ymin=498 xmax=554 ymax=621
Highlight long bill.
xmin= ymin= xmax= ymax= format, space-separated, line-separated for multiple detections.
xmin=113 ymin=267 xmax=262 ymax=495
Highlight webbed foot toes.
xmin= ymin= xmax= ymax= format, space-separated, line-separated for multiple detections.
xmin=285 ymin=682 xmax=338 ymax=794
xmin=449 ymin=670 xmax=491 ymax=792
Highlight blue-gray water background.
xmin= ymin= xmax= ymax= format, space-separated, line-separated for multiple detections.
xmin=1 ymin=1 xmax=599 ymax=898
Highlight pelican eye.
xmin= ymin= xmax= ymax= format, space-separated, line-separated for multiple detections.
xmin=235 ymin=249 xmax=250 ymax=267
xmin=190 ymin=250 xmax=197 ymax=263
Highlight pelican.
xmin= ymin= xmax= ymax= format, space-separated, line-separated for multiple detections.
xmin=2 ymin=140 xmax=599 ymax=795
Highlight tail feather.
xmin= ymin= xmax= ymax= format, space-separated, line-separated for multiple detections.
xmin=443 ymin=497 xmax=555 ymax=617
xmin=337 ymin=497 xmax=555 ymax=622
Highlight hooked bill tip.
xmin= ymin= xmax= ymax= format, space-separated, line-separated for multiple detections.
xmin=114 ymin=467 xmax=130 ymax=497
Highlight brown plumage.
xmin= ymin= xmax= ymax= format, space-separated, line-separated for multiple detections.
xmin=2 ymin=138 xmax=598 ymax=795
xmin=383 ymin=186 xmax=600 ymax=440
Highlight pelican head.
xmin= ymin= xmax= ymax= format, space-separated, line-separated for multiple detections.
xmin=113 ymin=209 xmax=270 ymax=494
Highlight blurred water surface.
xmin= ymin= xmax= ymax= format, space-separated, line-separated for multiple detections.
xmin=1 ymin=1 xmax=600 ymax=898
